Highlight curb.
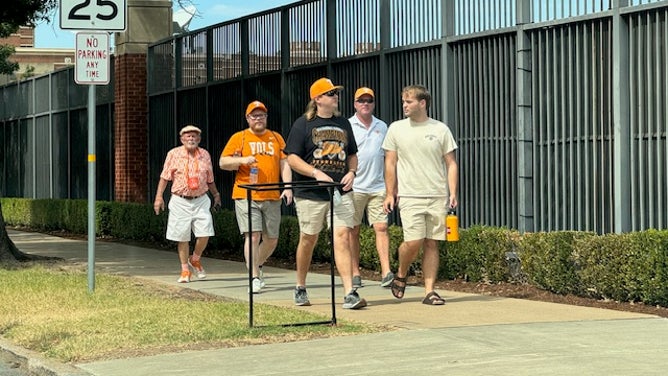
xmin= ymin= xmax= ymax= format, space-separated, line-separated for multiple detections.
xmin=0 ymin=338 xmax=91 ymax=376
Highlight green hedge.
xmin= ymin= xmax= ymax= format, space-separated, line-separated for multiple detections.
xmin=520 ymin=231 xmax=594 ymax=295
xmin=3 ymin=198 xmax=668 ymax=307
xmin=439 ymin=225 xmax=520 ymax=282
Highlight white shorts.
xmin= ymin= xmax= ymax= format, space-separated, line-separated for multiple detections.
xmin=166 ymin=195 xmax=215 ymax=242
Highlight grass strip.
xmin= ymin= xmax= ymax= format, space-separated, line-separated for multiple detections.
xmin=0 ymin=264 xmax=382 ymax=362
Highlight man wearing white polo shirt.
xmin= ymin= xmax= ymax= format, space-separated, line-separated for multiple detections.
xmin=348 ymin=87 xmax=394 ymax=288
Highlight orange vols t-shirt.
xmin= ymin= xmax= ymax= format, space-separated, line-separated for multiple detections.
xmin=221 ymin=129 xmax=287 ymax=201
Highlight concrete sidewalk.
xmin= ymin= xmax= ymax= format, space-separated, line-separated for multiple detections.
xmin=5 ymin=230 xmax=668 ymax=375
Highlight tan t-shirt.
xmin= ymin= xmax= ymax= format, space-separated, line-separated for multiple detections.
xmin=382 ymin=117 xmax=457 ymax=198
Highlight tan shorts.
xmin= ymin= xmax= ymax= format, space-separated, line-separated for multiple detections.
xmin=234 ymin=199 xmax=282 ymax=238
xmin=166 ymin=195 xmax=215 ymax=242
xmin=294 ymin=194 xmax=355 ymax=235
xmin=351 ymin=191 xmax=388 ymax=226
xmin=398 ymin=197 xmax=448 ymax=241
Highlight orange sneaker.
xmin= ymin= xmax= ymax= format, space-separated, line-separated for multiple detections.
xmin=177 ymin=270 xmax=191 ymax=283
xmin=188 ymin=257 xmax=207 ymax=279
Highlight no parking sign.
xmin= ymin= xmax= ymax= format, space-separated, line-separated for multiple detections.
xmin=75 ymin=32 xmax=110 ymax=85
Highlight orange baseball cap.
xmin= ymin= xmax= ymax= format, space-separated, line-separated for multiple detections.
xmin=245 ymin=100 xmax=268 ymax=115
xmin=354 ymin=87 xmax=375 ymax=100
xmin=310 ymin=77 xmax=344 ymax=99
xmin=179 ymin=125 xmax=201 ymax=135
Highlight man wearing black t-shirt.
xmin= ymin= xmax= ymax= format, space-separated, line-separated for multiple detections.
xmin=284 ymin=77 xmax=367 ymax=310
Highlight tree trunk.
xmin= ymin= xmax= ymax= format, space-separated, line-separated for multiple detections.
xmin=0 ymin=201 xmax=42 ymax=263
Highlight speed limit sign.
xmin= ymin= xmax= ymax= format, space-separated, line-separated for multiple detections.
xmin=60 ymin=0 xmax=127 ymax=31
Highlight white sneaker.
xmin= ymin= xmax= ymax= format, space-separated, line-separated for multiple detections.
xmin=188 ymin=257 xmax=207 ymax=279
xmin=252 ymin=277 xmax=263 ymax=294
xmin=177 ymin=271 xmax=191 ymax=283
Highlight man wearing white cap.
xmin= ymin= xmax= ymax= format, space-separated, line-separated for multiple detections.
xmin=284 ymin=77 xmax=367 ymax=309
xmin=154 ymin=125 xmax=222 ymax=283
xmin=348 ymin=87 xmax=394 ymax=289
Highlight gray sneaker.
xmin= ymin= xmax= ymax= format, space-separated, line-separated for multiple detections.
xmin=380 ymin=272 xmax=395 ymax=288
xmin=294 ymin=286 xmax=311 ymax=306
xmin=352 ymin=275 xmax=363 ymax=288
xmin=343 ymin=290 xmax=367 ymax=309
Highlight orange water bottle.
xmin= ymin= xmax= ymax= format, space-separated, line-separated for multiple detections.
xmin=446 ymin=209 xmax=459 ymax=242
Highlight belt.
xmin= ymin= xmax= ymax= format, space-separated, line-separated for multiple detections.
xmin=176 ymin=194 xmax=203 ymax=200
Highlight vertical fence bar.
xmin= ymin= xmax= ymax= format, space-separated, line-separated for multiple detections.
xmin=662 ymin=8 xmax=668 ymax=229
xmin=559 ymin=27 xmax=566 ymax=229
xmin=567 ymin=26 xmax=575 ymax=229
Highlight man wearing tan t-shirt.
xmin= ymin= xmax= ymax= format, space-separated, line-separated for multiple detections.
xmin=382 ymin=85 xmax=459 ymax=306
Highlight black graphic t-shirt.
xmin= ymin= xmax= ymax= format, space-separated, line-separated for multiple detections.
xmin=285 ymin=115 xmax=358 ymax=201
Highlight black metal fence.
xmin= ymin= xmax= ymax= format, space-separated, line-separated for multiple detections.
xmin=0 ymin=64 xmax=115 ymax=201
xmin=3 ymin=0 xmax=668 ymax=234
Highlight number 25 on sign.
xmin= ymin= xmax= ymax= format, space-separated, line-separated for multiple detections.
xmin=60 ymin=0 xmax=127 ymax=31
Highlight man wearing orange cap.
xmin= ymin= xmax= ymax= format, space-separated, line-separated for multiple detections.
xmin=284 ymin=77 xmax=367 ymax=309
xmin=154 ymin=124 xmax=222 ymax=283
xmin=219 ymin=101 xmax=293 ymax=293
xmin=348 ymin=87 xmax=394 ymax=289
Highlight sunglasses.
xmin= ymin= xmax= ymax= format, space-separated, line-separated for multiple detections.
xmin=356 ymin=98 xmax=374 ymax=104
xmin=323 ymin=90 xmax=339 ymax=97
xmin=248 ymin=114 xmax=268 ymax=120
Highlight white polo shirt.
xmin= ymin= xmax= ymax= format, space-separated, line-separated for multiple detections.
xmin=349 ymin=114 xmax=388 ymax=193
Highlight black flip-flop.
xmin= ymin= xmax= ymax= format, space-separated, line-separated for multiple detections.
xmin=390 ymin=276 xmax=407 ymax=299
xmin=422 ymin=291 xmax=445 ymax=305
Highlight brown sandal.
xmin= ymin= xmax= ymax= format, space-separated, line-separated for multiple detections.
xmin=390 ymin=276 xmax=407 ymax=299
xmin=422 ymin=291 xmax=445 ymax=305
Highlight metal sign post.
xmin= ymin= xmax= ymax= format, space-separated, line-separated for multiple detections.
xmin=74 ymin=31 xmax=109 ymax=292
xmin=61 ymin=0 xmax=126 ymax=293
xmin=86 ymin=85 xmax=96 ymax=292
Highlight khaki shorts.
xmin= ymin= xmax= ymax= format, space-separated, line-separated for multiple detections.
xmin=294 ymin=194 xmax=355 ymax=235
xmin=351 ymin=191 xmax=388 ymax=226
xmin=235 ymin=199 xmax=282 ymax=238
xmin=166 ymin=195 xmax=215 ymax=242
xmin=398 ymin=197 xmax=448 ymax=241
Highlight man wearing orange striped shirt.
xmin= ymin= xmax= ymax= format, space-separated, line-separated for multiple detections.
xmin=154 ymin=125 xmax=221 ymax=283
